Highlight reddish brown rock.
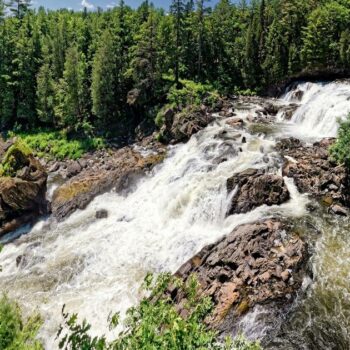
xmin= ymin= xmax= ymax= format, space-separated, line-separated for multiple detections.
xmin=277 ymin=137 xmax=350 ymax=205
xmin=173 ymin=219 xmax=308 ymax=331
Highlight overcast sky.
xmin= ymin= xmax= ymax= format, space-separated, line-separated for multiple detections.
xmin=32 ymin=0 xmax=221 ymax=11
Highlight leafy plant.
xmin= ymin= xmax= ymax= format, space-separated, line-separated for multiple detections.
xmin=330 ymin=115 xmax=350 ymax=167
xmin=7 ymin=130 xmax=105 ymax=161
xmin=0 ymin=295 xmax=43 ymax=350
xmin=57 ymin=273 xmax=262 ymax=350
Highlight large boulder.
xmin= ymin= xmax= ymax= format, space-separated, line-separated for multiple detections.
xmin=226 ymin=169 xmax=290 ymax=215
xmin=173 ymin=219 xmax=308 ymax=331
xmin=0 ymin=139 xmax=48 ymax=237
xmin=160 ymin=106 xmax=215 ymax=143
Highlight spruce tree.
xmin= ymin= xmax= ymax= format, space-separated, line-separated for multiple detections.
xmin=55 ymin=45 xmax=89 ymax=127
xmin=36 ymin=43 xmax=55 ymax=125
xmin=170 ymin=0 xmax=185 ymax=86
xmin=91 ymin=30 xmax=119 ymax=126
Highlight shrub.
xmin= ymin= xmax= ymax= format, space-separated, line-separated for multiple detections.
xmin=7 ymin=130 xmax=106 ymax=161
xmin=0 ymin=295 xmax=43 ymax=350
xmin=330 ymin=115 xmax=350 ymax=167
xmin=57 ymin=273 xmax=262 ymax=350
xmin=167 ymin=79 xmax=220 ymax=109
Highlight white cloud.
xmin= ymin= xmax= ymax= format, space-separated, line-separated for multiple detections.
xmin=81 ymin=0 xmax=95 ymax=9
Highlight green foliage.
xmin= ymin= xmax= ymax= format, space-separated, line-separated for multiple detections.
xmin=1 ymin=0 xmax=350 ymax=139
xmin=91 ymin=30 xmax=120 ymax=126
xmin=10 ymin=130 xmax=105 ymax=160
xmin=330 ymin=115 xmax=350 ymax=167
xmin=0 ymin=295 xmax=43 ymax=350
xmin=57 ymin=273 xmax=262 ymax=350
xmin=168 ymin=79 xmax=219 ymax=108
xmin=0 ymin=139 xmax=32 ymax=177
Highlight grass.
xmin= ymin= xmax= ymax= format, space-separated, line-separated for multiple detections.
xmin=7 ymin=129 xmax=106 ymax=161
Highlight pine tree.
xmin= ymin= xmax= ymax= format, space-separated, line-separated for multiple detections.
xmin=195 ymin=0 xmax=209 ymax=80
xmin=170 ymin=0 xmax=185 ymax=86
xmin=9 ymin=0 xmax=31 ymax=19
xmin=55 ymin=45 xmax=89 ymax=127
xmin=36 ymin=43 xmax=55 ymax=125
xmin=130 ymin=7 xmax=161 ymax=106
xmin=91 ymin=30 xmax=119 ymax=126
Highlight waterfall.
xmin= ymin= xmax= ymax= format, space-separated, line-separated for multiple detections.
xmin=0 ymin=80 xmax=350 ymax=349
xmin=280 ymin=81 xmax=350 ymax=139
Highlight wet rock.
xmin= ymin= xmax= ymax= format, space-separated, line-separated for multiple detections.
xmin=173 ymin=219 xmax=308 ymax=331
xmin=96 ymin=209 xmax=108 ymax=219
xmin=169 ymin=107 xmax=215 ymax=143
xmin=329 ymin=204 xmax=347 ymax=216
xmin=226 ymin=169 xmax=290 ymax=215
xmin=279 ymin=137 xmax=350 ymax=205
xmin=226 ymin=118 xmax=244 ymax=128
xmin=262 ymin=101 xmax=281 ymax=116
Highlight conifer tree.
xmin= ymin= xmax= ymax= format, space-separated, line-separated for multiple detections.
xmin=91 ymin=30 xmax=119 ymax=126
xmin=36 ymin=43 xmax=55 ymax=125
xmin=55 ymin=45 xmax=89 ymax=127
xmin=170 ymin=0 xmax=185 ymax=86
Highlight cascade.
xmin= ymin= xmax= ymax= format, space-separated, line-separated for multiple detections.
xmin=0 ymin=81 xmax=350 ymax=349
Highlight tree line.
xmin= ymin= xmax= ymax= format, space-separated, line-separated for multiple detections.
xmin=1 ymin=0 xmax=350 ymax=135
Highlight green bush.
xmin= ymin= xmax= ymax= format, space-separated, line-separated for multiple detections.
xmin=167 ymin=79 xmax=220 ymax=109
xmin=0 ymin=295 xmax=43 ymax=350
xmin=8 ymin=130 xmax=106 ymax=161
xmin=57 ymin=273 xmax=262 ymax=350
xmin=330 ymin=115 xmax=350 ymax=167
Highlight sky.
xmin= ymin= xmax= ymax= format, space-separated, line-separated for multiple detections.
xmin=32 ymin=0 xmax=220 ymax=11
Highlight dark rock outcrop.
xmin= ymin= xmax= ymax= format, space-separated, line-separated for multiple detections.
xmin=278 ymin=138 xmax=350 ymax=204
xmin=226 ymin=169 xmax=290 ymax=215
xmin=158 ymin=104 xmax=219 ymax=144
xmin=173 ymin=219 xmax=308 ymax=331
xmin=0 ymin=139 xmax=48 ymax=237
xmin=167 ymin=109 xmax=214 ymax=142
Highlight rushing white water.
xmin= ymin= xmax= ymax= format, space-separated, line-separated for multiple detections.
xmin=0 ymin=81 xmax=350 ymax=349
xmin=279 ymin=80 xmax=350 ymax=139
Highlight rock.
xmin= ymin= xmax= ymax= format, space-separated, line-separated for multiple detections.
xmin=279 ymin=137 xmax=350 ymax=205
xmin=226 ymin=169 xmax=290 ymax=215
xmin=322 ymin=196 xmax=333 ymax=206
xmin=66 ymin=161 xmax=82 ymax=178
xmin=226 ymin=118 xmax=244 ymax=128
xmin=52 ymin=145 xmax=166 ymax=221
xmin=173 ymin=219 xmax=308 ymax=331
xmin=169 ymin=107 xmax=215 ymax=143
xmin=48 ymin=162 xmax=60 ymax=173
xmin=96 ymin=209 xmax=108 ymax=219
xmin=262 ymin=101 xmax=281 ymax=116
xmin=329 ymin=204 xmax=348 ymax=216
xmin=0 ymin=139 xmax=48 ymax=238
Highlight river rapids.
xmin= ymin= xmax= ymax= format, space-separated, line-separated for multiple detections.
xmin=1 ymin=81 xmax=350 ymax=349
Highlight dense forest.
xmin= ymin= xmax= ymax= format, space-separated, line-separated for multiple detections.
xmin=1 ymin=0 xmax=350 ymax=135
